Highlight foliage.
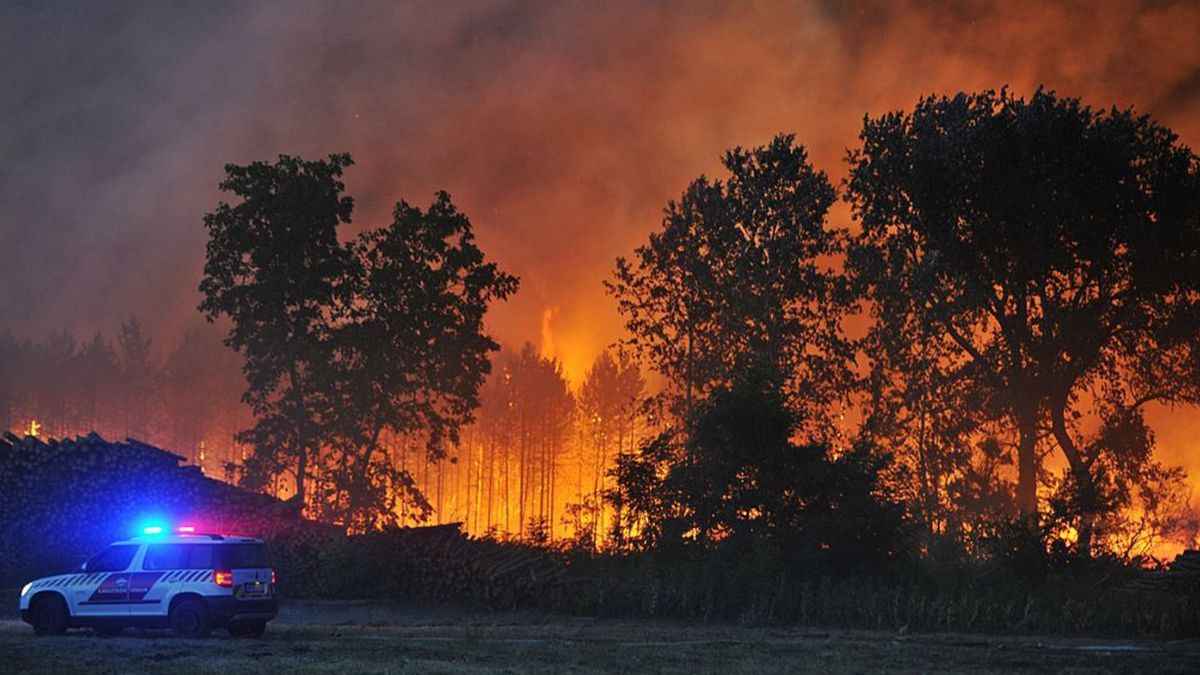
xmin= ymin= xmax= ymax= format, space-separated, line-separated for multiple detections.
xmin=325 ymin=191 xmax=519 ymax=531
xmin=199 ymin=154 xmax=517 ymax=529
xmin=847 ymin=88 xmax=1200 ymax=555
xmin=604 ymin=367 xmax=909 ymax=573
xmin=558 ymin=550 xmax=1200 ymax=637
xmin=199 ymin=154 xmax=356 ymax=505
xmin=607 ymin=135 xmax=852 ymax=433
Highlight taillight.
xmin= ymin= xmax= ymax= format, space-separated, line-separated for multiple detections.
xmin=214 ymin=570 xmax=233 ymax=587
xmin=271 ymin=568 xmax=277 ymax=585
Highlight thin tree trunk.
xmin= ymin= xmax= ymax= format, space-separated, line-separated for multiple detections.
xmin=1015 ymin=404 xmax=1039 ymax=521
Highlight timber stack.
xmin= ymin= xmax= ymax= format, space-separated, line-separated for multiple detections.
xmin=1126 ymin=550 xmax=1200 ymax=591
xmin=0 ymin=431 xmax=329 ymax=584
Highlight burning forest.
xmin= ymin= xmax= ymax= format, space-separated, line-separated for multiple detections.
xmin=6 ymin=98 xmax=1200 ymax=564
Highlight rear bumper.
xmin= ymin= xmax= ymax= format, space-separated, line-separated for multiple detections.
xmin=204 ymin=596 xmax=278 ymax=626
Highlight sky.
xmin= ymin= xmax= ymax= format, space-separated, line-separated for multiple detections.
xmin=3 ymin=0 xmax=1200 ymax=391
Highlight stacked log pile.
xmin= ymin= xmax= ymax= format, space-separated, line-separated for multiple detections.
xmin=0 ymin=431 xmax=328 ymax=584
xmin=1126 ymin=550 xmax=1200 ymax=592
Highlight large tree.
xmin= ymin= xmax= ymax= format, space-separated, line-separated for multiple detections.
xmin=200 ymin=154 xmax=355 ymax=507
xmin=200 ymin=155 xmax=517 ymax=527
xmin=329 ymin=192 xmax=518 ymax=530
xmin=607 ymin=135 xmax=851 ymax=435
xmin=847 ymin=89 xmax=1200 ymax=553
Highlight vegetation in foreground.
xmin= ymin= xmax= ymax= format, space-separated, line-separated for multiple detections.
xmin=2 ymin=600 xmax=1199 ymax=675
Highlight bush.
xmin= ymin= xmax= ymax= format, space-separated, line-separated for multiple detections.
xmin=548 ymin=546 xmax=1200 ymax=636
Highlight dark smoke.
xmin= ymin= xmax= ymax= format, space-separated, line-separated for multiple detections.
xmin=2 ymin=0 xmax=1198 ymax=385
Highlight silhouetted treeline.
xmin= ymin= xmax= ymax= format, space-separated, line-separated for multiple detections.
xmin=435 ymin=344 xmax=647 ymax=544
xmin=0 ymin=318 xmax=250 ymax=477
xmin=8 ymin=88 xmax=1200 ymax=572
xmin=606 ymin=89 xmax=1200 ymax=567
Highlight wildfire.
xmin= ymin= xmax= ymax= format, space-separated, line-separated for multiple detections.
xmin=536 ymin=306 xmax=593 ymax=388
xmin=27 ymin=420 xmax=40 ymax=437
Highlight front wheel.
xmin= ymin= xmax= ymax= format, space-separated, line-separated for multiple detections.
xmin=30 ymin=595 xmax=69 ymax=636
xmin=169 ymin=598 xmax=212 ymax=638
xmin=228 ymin=621 xmax=267 ymax=638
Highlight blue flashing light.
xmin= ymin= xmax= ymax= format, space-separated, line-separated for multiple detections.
xmin=143 ymin=525 xmax=164 ymax=535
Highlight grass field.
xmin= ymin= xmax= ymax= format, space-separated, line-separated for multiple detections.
xmin=1 ymin=600 xmax=1199 ymax=674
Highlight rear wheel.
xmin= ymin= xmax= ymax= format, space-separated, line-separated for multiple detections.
xmin=169 ymin=598 xmax=212 ymax=639
xmin=30 ymin=595 xmax=69 ymax=636
xmin=228 ymin=621 xmax=267 ymax=638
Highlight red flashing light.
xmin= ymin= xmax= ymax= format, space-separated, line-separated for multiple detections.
xmin=214 ymin=570 xmax=233 ymax=588
xmin=177 ymin=526 xmax=195 ymax=533
xmin=271 ymin=568 xmax=277 ymax=585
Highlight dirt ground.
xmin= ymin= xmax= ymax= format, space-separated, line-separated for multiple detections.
xmin=1 ymin=599 xmax=1198 ymax=674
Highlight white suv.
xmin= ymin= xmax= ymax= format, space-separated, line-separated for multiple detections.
xmin=19 ymin=528 xmax=277 ymax=638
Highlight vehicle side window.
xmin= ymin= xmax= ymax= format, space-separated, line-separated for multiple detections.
xmin=87 ymin=545 xmax=138 ymax=572
xmin=143 ymin=544 xmax=187 ymax=570
xmin=219 ymin=544 xmax=271 ymax=568
xmin=182 ymin=544 xmax=216 ymax=569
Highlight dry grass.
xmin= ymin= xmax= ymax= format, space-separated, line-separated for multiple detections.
xmin=2 ymin=600 xmax=1199 ymax=673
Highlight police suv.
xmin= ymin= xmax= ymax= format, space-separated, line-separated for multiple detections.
xmin=19 ymin=527 xmax=277 ymax=638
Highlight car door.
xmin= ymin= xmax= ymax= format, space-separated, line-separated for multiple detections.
xmin=72 ymin=544 xmax=140 ymax=618
xmin=130 ymin=543 xmax=185 ymax=618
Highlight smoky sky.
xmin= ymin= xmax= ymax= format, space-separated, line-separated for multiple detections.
xmin=3 ymin=0 xmax=1200 ymax=388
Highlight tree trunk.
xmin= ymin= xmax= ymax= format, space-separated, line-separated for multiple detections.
xmin=286 ymin=364 xmax=309 ymax=511
xmin=295 ymin=447 xmax=308 ymax=507
xmin=1015 ymin=403 xmax=1039 ymax=520
xmin=1050 ymin=399 xmax=1096 ymax=557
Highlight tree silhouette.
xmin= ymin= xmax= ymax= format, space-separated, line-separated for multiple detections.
xmin=606 ymin=366 xmax=907 ymax=569
xmin=607 ymin=135 xmax=851 ymax=435
xmin=328 ymin=192 xmax=518 ymax=530
xmin=578 ymin=348 xmax=643 ymax=543
xmin=116 ymin=315 xmax=155 ymax=440
xmin=199 ymin=154 xmax=355 ymax=508
xmin=847 ymin=89 xmax=1200 ymax=553
xmin=75 ymin=333 xmax=118 ymax=434
xmin=200 ymin=155 xmax=516 ymax=526
xmin=464 ymin=344 xmax=572 ymax=537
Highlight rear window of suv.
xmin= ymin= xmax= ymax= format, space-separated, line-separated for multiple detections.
xmin=143 ymin=543 xmax=270 ymax=570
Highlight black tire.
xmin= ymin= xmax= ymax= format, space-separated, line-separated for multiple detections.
xmin=169 ymin=598 xmax=212 ymax=639
xmin=30 ymin=595 xmax=69 ymax=636
xmin=228 ymin=621 xmax=267 ymax=638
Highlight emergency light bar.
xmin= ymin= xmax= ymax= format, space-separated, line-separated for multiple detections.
xmin=139 ymin=522 xmax=200 ymax=536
